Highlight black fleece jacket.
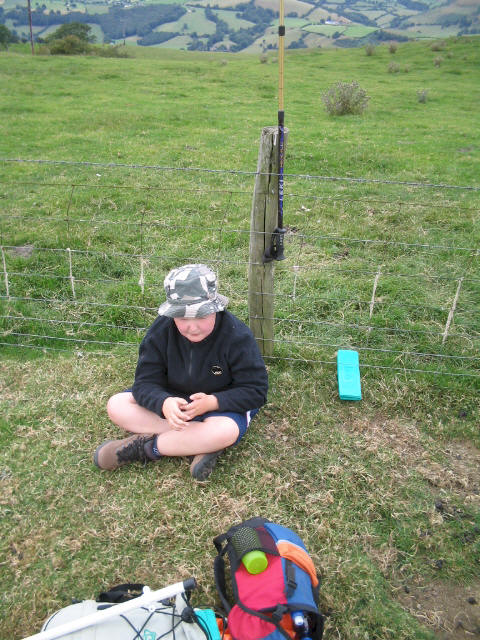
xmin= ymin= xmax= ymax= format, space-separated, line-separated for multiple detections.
xmin=132 ymin=311 xmax=268 ymax=416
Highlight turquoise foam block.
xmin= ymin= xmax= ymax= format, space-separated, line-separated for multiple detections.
xmin=337 ymin=349 xmax=362 ymax=401
xmin=194 ymin=608 xmax=221 ymax=640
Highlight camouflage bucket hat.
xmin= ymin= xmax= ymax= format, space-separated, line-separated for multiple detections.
xmin=158 ymin=264 xmax=229 ymax=319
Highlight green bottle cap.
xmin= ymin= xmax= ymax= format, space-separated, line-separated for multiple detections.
xmin=242 ymin=550 xmax=268 ymax=574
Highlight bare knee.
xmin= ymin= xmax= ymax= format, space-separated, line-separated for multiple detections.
xmin=203 ymin=416 xmax=239 ymax=449
xmin=107 ymin=392 xmax=132 ymax=426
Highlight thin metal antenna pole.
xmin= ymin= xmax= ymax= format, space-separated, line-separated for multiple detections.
xmin=263 ymin=0 xmax=286 ymax=262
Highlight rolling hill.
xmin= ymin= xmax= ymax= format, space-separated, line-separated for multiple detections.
xmin=1 ymin=0 xmax=479 ymax=51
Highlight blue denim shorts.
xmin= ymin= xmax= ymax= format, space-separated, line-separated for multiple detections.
xmin=196 ymin=408 xmax=259 ymax=444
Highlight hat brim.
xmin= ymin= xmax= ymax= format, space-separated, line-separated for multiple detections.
xmin=158 ymin=294 xmax=229 ymax=319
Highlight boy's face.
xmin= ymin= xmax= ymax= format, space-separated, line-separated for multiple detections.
xmin=173 ymin=313 xmax=216 ymax=342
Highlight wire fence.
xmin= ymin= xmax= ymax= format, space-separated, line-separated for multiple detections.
xmin=1 ymin=158 xmax=479 ymax=382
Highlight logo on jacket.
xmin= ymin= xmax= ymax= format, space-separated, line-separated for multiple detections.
xmin=211 ymin=365 xmax=223 ymax=376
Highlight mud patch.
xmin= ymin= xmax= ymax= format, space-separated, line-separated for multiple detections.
xmin=348 ymin=416 xmax=480 ymax=638
xmin=348 ymin=416 xmax=480 ymax=504
xmin=417 ymin=440 xmax=480 ymax=504
xmin=396 ymin=580 xmax=480 ymax=639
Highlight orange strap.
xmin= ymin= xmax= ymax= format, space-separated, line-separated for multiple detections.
xmin=277 ymin=541 xmax=319 ymax=587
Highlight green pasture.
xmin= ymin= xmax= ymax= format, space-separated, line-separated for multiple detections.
xmin=137 ymin=0 xmax=191 ymax=5
xmin=0 ymin=37 xmax=479 ymax=640
xmin=152 ymin=6 xmax=215 ymax=35
xmin=156 ymin=33 xmax=192 ymax=48
xmin=343 ymin=24 xmax=378 ymax=37
xmin=303 ymin=24 xmax=346 ymax=35
xmin=303 ymin=24 xmax=377 ymax=39
xmin=285 ymin=16 xmax=309 ymax=28
xmin=214 ymin=8 xmax=255 ymax=30
xmin=404 ymin=24 xmax=462 ymax=39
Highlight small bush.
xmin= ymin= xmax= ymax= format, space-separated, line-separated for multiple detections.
xmin=430 ymin=40 xmax=445 ymax=51
xmin=403 ymin=64 xmax=410 ymax=73
xmin=434 ymin=56 xmax=443 ymax=67
xmin=259 ymin=53 xmax=268 ymax=64
xmin=322 ymin=81 xmax=369 ymax=116
xmin=365 ymin=43 xmax=375 ymax=56
xmin=49 ymin=35 xmax=90 ymax=55
xmin=417 ymin=89 xmax=428 ymax=103
xmin=388 ymin=62 xmax=400 ymax=73
xmin=389 ymin=42 xmax=397 ymax=54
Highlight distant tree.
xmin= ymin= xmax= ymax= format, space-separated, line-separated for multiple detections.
xmin=0 ymin=24 xmax=13 ymax=49
xmin=45 ymin=22 xmax=96 ymax=43
xmin=137 ymin=31 xmax=175 ymax=46
xmin=288 ymin=38 xmax=307 ymax=49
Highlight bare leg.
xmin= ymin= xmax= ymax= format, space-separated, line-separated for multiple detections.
xmin=156 ymin=416 xmax=239 ymax=456
xmin=107 ymin=392 xmax=172 ymax=434
xmin=106 ymin=392 xmax=239 ymax=456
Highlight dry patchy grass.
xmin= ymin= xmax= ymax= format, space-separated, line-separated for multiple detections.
xmin=1 ymin=354 xmax=479 ymax=639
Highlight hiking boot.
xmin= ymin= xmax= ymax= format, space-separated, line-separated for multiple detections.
xmin=94 ymin=434 xmax=157 ymax=471
xmin=189 ymin=450 xmax=223 ymax=481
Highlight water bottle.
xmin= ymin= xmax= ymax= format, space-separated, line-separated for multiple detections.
xmin=231 ymin=527 xmax=268 ymax=575
xmin=291 ymin=610 xmax=312 ymax=640
xmin=241 ymin=549 xmax=268 ymax=575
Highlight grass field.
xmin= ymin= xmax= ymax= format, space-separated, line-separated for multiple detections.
xmin=0 ymin=37 xmax=479 ymax=640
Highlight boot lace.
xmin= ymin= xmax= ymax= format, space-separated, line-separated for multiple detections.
xmin=117 ymin=436 xmax=153 ymax=464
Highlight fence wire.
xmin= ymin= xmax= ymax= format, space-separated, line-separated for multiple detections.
xmin=0 ymin=159 xmax=479 ymax=382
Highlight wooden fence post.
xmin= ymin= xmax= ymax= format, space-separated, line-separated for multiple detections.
xmin=248 ymin=126 xmax=288 ymax=357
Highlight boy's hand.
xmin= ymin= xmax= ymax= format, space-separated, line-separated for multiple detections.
xmin=182 ymin=393 xmax=219 ymax=420
xmin=162 ymin=397 xmax=189 ymax=430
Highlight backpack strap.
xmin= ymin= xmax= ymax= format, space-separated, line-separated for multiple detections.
xmin=97 ymin=583 xmax=145 ymax=603
xmin=213 ymin=532 xmax=229 ymax=554
xmin=284 ymin=559 xmax=297 ymax=598
xmin=236 ymin=602 xmax=292 ymax=640
xmin=213 ymin=549 xmax=232 ymax=615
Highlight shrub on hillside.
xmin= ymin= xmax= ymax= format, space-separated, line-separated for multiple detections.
xmin=417 ymin=89 xmax=428 ymax=103
xmin=49 ymin=35 xmax=91 ymax=55
xmin=322 ymin=81 xmax=369 ymax=116
xmin=389 ymin=42 xmax=397 ymax=54
xmin=434 ymin=56 xmax=443 ymax=67
xmin=388 ymin=61 xmax=401 ymax=73
xmin=365 ymin=43 xmax=375 ymax=56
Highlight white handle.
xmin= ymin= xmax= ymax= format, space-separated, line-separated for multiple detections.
xmin=23 ymin=579 xmax=196 ymax=640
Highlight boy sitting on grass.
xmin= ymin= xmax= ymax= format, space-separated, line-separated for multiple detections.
xmin=94 ymin=264 xmax=268 ymax=480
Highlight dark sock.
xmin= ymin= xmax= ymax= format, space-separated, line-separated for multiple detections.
xmin=144 ymin=436 xmax=163 ymax=461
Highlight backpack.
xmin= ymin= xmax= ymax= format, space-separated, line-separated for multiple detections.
xmin=213 ymin=517 xmax=324 ymax=640
xmin=39 ymin=583 xmax=221 ymax=640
